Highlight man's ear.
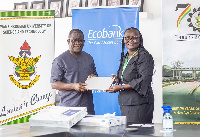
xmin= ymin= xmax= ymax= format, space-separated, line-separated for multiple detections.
xmin=67 ymin=39 xmax=70 ymax=44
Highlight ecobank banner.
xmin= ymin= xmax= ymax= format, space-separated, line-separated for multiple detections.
xmin=72 ymin=7 xmax=139 ymax=115
xmin=0 ymin=10 xmax=55 ymax=125
xmin=163 ymin=0 xmax=200 ymax=124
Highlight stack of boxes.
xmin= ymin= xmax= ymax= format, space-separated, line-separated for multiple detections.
xmin=77 ymin=115 xmax=127 ymax=127
xmin=29 ymin=106 xmax=126 ymax=128
xmin=29 ymin=106 xmax=87 ymax=128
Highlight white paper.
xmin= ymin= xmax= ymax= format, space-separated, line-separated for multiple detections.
xmin=85 ymin=77 xmax=114 ymax=90
xmin=129 ymin=124 xmax=154 ymax=127
xmin=129 ymin=124 xmax=143 ymax=126
xmin=141 ymin=124 xmax=154 ymax=127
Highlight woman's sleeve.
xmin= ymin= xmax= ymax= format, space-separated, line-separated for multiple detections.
xmin=117 ymin=58 xmax=123 ymax=83
xmin=128 ymin=53 xmax=154 ymax=96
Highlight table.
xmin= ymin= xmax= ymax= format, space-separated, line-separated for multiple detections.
xmin=0 ymin=122 xmax=200 ymax=137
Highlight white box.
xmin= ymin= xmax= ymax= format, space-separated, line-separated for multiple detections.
xmin=115 ymin=116 xmax=127 ymax=125
xmin=29 ymin=106 xmax=87 ymax=128
xmin=77 ymin=115 xmax=126 ymax=127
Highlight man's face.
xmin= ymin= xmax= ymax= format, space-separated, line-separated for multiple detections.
xmin=71 ymin=1 xmax=78 ymax=7
xmin=91 ymin=0 xmax=98 ymax=6
xmin=68 ymin=32 xmax=85 ymax=54
xmin=111 ymin=0 xmax=118 ymax=6
xmin=52 ymin=2 xmax=59 ymax=11
xmin=130 ymin=0 xmax=139 ymax=5
xmin=17 ymin=5 xmax=24 ymax=10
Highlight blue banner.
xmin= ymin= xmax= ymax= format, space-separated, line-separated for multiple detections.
xmin=72 ymin=7 xmax=139 ymax=116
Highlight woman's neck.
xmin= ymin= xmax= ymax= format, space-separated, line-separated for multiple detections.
xmin=128 ymin=50 xmax=136 ymax=55
xmin=127 ymin=49 xmax=138 ymax=60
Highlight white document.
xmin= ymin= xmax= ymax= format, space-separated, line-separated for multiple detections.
xmin=129 ymin=124 xmax=154 ymax=127
xmin=85 ymin=77 xmax=114 ymax=90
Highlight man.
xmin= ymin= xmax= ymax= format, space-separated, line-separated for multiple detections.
xmin=68 ymin=0 xmax=79 ymax=16
xmin=108 ymin=0 xmax=119 ymax=6
xmin=129 ymin=0 xmax=139 ymax=5
xmin=50 ymin=29 xmax=97 ymax=114
xmin=89 ymin=0 xmax=98 ymax=7
xmin=51 ymin=2 xmax=60 ymax=17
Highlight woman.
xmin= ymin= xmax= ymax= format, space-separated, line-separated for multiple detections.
xmin=106 ymin=27 xmax=154 ymax=123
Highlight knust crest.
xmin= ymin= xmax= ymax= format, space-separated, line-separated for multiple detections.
xmin=9 ymin=40 xmax=41 ymax=89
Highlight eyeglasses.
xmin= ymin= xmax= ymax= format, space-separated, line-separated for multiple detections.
xmin=124 ymin=36 xmax=140 ymax=41
xmin=69 ymin=39 xmax=85 ymax=44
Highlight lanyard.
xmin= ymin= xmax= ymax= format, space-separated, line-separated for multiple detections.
xmin=121 ymin=49 xmax=139 ymax=81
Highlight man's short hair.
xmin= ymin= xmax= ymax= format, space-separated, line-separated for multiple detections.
xmin=68 ymin=29 xmax=84 ymax=39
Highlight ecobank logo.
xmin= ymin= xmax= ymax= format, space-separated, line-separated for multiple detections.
xmin=175 ymin=3 xmax=200 ymax=41
xmin=87 ymin=25 xmax=124 ymax=45
xmin=8 ymin=40 xmax=41 ymax=89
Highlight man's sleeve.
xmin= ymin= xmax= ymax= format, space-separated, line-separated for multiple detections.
xmin=50 ymin=58 xmax=64 ymax=83
xmin=92 ymin=59 xmax=98 ymax=76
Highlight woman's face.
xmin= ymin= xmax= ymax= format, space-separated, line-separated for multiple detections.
xmin=124 ymin=29 xmax=140 ymax=51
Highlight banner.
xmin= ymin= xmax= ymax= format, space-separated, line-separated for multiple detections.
xmin=72 ymin=7 xmax=139 ymax=115
xmin=0 ymin=10 xmax=55 ymax=125
xmin=162 ymin=0 xmax=200 ymax=124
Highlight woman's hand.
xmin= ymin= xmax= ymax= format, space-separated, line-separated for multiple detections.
xmin=111 ymin=75 xmax=119 ymax=84
xmin=105 ymin=85 xmax=121 ymax=93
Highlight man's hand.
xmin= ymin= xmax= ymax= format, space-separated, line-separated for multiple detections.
xmin=73 ymin=83 xmax=88 ymax=92
xmin=88 ymin=74 xmax=97 ymax=78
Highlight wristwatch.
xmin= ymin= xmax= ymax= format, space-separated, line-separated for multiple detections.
xmin=121 ymin=84 xmax=124 ymax=91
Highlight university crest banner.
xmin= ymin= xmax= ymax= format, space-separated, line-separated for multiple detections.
xmin=72 ymin=7 xmax=139 ymax=115
xmin=163 ymin=0 xmax=200 ymax=124
xmin=0 ymin=10 xmax=55 ymax=125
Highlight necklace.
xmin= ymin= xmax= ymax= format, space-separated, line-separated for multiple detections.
xmin=121 ymin=49 xmax=139 ymax=81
